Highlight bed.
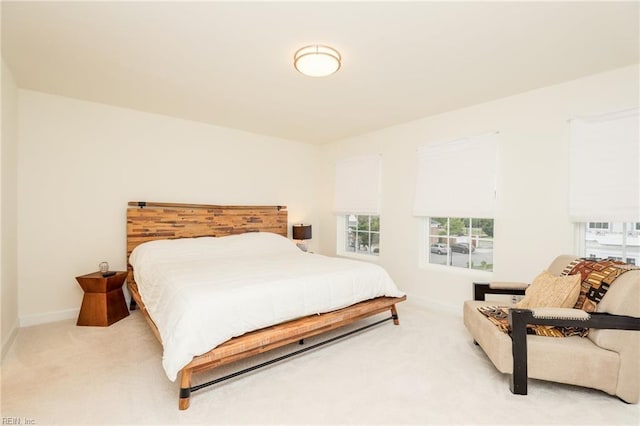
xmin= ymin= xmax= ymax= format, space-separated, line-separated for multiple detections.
xmin=126 ymin=202 xmax=407 ymax=410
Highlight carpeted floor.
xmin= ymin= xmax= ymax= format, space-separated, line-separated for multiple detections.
xmin=1 ymin=303 xmax=638 ymax=425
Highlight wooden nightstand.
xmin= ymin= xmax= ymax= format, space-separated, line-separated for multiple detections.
xmin=76 ymin=271 xmax=129 ymax=326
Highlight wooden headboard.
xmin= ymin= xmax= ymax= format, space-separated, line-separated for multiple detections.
xmin=126 ymin=201 xmax=288 ymax=264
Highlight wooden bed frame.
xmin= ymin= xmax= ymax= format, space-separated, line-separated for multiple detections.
xmin=126 ymin=201 xmax=406 ymax=410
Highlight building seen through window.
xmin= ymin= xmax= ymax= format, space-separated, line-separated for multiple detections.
xmin=583 ymin=222 xmax=639 ymax=265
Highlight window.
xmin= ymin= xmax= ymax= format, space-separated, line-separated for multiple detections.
xmin=571 ymin=109 xmax=639 ymax=268
xmin=413 ymin=132 xmax=498 ymax=271
xmin=580 ymin=222 xmax=639 ymax=266
xmin=427 ymin=217 xmax=493 ymax=271
xmin=344 ymin=214 xmax=380 ymax=256
xmin=334 ymin=154 xmax=382 ymax=257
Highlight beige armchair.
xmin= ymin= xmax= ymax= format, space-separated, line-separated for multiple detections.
xmin=463 ymin=255 xmax=640 ymax=403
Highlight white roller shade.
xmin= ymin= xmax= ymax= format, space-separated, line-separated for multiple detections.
xmin=334 ymin=154 xmax=381 ymax=215
xmin=413 ymin=132 xmax=498 ymax=218
xmin=569 ymin=108 xmax=640 ymax=222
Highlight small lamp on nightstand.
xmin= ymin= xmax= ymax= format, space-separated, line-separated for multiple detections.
xmin=292 ymin=224 xmax=312 ymax=252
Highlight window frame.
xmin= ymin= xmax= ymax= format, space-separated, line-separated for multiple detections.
xmin=577 ymin=222 xmax=639 ymax=265
xmin=420 ymin=216 xmax=494 ymax=273
xmin=337 ymin=214 xmax=381 ymax=260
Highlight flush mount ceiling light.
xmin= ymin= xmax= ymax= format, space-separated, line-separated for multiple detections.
xmin=294 ymin=45 xmax=341 ymax=77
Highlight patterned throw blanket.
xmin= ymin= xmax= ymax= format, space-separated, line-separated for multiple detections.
xmin=479 ymin=259 xmax=636 ymax=337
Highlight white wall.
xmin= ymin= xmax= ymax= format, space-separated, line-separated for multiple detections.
xmin=17 ymin=91 xmax=320 ymax=323
xmin=1 ymin=59 xmax=20 ymax=355
xmin=318 ymin=65 xmax=639 ymax=314
xmin=12 ymin=65 xmax=640 ymax=324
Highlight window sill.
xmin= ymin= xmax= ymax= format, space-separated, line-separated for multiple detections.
xmin=336 ymin=251 xmax=381 ymax=262
xmin=419 ymin=261 xmax=493 ymax=277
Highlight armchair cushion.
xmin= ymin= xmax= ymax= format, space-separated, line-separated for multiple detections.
xmin=514 ymin=270 xmax=581 ymax=309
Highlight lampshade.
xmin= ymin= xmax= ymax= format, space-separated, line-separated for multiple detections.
xmin=292 ymin=224 xmax=312 ymax=240
xmin=294 ymin=45 xmax=341 ymax=77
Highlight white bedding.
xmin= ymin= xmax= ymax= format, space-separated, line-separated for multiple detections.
xmin=129 ymin=232 xmax=405 ymax=380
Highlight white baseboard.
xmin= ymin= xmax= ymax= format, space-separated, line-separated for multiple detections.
xmin=1 ymin=320 xmax=19 ymax=360
xmin=20 ymin=308 xmax=79 ymax=327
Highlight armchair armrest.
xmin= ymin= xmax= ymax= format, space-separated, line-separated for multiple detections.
xmin=473 ymin=282 xmax=528 ymax=301
xmin=529 ymin=307 xmax=590 ymax=321
xmin=507 ymin=308 xmax=640 ymax=395
xmin=511 ymin=308 xmax=640 ymax=330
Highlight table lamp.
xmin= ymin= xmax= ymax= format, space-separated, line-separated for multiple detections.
xmin=292 ymin=224 xmax=312 ymax=252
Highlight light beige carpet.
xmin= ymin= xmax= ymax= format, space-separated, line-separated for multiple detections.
xmin=1 ymin=303 xmax=638 ymax=425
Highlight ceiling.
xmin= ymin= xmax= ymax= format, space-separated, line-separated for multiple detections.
xmin=2 ymin=1 xmax=638 ymax=144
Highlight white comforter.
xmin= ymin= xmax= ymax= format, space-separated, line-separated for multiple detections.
xmin=129 ymin=232 xmax=404 ymax=380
